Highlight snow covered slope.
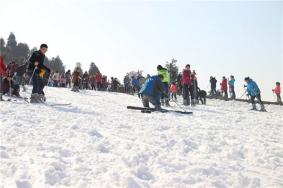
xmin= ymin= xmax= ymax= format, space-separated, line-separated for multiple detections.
xmin=1 ymin=87 xmax=282 ymax=188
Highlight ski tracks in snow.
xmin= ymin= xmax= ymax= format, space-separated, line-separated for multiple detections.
xmin=0 ymin=87 xmax=283 ymax=188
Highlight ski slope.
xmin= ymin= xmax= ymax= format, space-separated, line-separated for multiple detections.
xmin=0 ymin=87 xmax=282 ymax=188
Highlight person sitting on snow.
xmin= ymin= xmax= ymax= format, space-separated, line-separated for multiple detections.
xmin=139 ymin=74 xmax=165 ymax=110
xmin=244 ymin=77 xmax=266 ymax=111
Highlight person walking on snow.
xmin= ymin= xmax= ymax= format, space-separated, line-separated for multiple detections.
xmin=272 ymin=82 xmax=281 ymax=104
xmin=28 ymin=44 xmax=50 ymax=103
xmin=244 ymin=77 xmax=266 ymax=111
xmin=210 ymin=76 xmax=217 ymax=96
xmin=139 ymin=74 xmax=165 ymax=110
xmin=228 ymin=75 xmax=236 ymax=100
xmin=221 ymin=76 xmax=228 ymax=100
xmin=157 ymin=65 xmax=170 ymax=106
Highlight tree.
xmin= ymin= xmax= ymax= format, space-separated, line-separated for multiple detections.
xmin=166 ymin=58 xmax=178 ymax=82
xmin=88 ymin=62 xmax=100 ymax=76
xmin=6 ymin=32 xmax=17 ymax=51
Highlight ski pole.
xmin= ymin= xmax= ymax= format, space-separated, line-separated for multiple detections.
xmin=172 ymin=99 xmax=187 ymax=113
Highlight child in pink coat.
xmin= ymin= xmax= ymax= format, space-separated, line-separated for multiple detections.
xmin=272 ymin=82 xmax=281 ymax=104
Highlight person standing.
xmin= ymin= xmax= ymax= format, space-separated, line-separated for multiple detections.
xmin=27 ymin=44 xmax=50 ymax=103
xmin=182 ymin=64 xmax=192 ymax=105
xmin=228 ymin=75 xmax=236 ymax=100
xmin=221 ymin=76 xmax=228 ymax=100
xmin=157 ymin=65 xmax=170 ymax=106
xmin=272 ymin=82 xmax=281 ymax=104
xmin=210 ymin=76 xmax=217 ymax=96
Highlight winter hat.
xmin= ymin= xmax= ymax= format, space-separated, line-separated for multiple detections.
xmin=157 ymin=65 xmax=163 ymax=70
xmin=244 ymin=77 xmax=250 ymax=81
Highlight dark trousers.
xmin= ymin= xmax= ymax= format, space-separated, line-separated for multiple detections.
xmin=251 ymin=94 xmax=263 ymax=105
xmin=32 ymin=73 xmax=44 ymax=94
xmin=171 ymin=93 xmax=177 ymax=100
xmin=161 ymin=83 xmax=169 ymax=100
xmin=276 ymin=94 xmax=282 ymax=104
xmin=142 ymin=95 xmax=160 ymax=108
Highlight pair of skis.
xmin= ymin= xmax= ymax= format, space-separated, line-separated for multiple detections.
xmin=127 ymin=106 xmax=193 ymax=115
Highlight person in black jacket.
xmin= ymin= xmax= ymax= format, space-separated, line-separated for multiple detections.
xmin=210 ymin=76 xmax=217 ymax=96
xmin=28 ymin=44 xmax=50 ymax=103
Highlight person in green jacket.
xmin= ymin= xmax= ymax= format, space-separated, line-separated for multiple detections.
xmin=157 ymin=65 xmax=170 ymax=106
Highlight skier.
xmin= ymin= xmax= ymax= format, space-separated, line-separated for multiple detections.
xmin=157 ymin=65 xmax=170 ymax=106
xmin=272 ymin=82 xmax=281 ymax=104
xmin=82 ymin=71 xmax=89 ymax=89
xmin=244 ymin=77 xmax=266 ymax=111
xmin=228 ymin=75 xmax=236 ymax=100
xmin=139 ymin=74 xmax=165 ymax=110
xmin=90 ymin=75 xmax=96 ymax=90
xmin=0 ymin=55 xmax=7 ymax=101
xmin=191 ymin=73 xmax=198 ymax=105
xmin=95 ymin=72 xmax=102 ymax=90
xmin=210 ymin=76 xmax=217 ymax=96
xmin=131 ymin=76 xmax=140 ymax=94
xmin=3 ymin=61 xmax=18 ymax=96
xmin=170 ymin=82 xmax=177 ymax=101
xmin=65 ymin=70 xmax=71 ymax=88
xmin=71 ymin=67 xmax=81 ymax=92
xmin=27 ymin=44 xmax=50 ymax=103
xmin=221 ymin=76 xmax=228 ymax=100
xmin=182 ymin=64 xmax=192 ymax=106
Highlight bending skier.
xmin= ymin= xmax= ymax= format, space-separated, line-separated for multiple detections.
xmin=244 ymin=77 xmax=266 ymax=111
xmin=139 ymin=74 xmax=165 ymax=110
xmin=28 ymin=44 xmax=50 ymax=103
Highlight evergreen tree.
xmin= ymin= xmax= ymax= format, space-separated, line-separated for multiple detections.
xmin=88 ymin=62 xmax=100 ymax=76
xmin=166 ymin=58 xmax=178 ymax=82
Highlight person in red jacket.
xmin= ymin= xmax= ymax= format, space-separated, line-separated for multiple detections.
xmin=221 ymin=76 xmax=228 ymax=100
xmin=272 ymin=82 xmax=281 ymax=104
xmin=0 ymin=55 xmax=7 ymax=101
xmin=95 ymin=73 xmax=102 ymax=90
xmin=182 ymin=64 xmax=192 ymax=105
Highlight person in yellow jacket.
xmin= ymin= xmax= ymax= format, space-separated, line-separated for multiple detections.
xmin=157 ymin=65 xmax=170 ymax=106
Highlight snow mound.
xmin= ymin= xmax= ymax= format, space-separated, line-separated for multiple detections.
xmin=0 ymin=87 xmax=282 ymax=188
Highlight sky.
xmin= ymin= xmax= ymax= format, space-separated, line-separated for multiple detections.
xmin=0 ymin=0 xmax=282 ymax=100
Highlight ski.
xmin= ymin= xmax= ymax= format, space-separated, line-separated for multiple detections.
xmin=127 ymin=106 xmax=193 ymax=114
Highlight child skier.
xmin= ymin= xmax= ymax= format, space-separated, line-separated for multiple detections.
xmin=139 ymin=74 xmax=165 ymax=110
xmin=244 ymin=77 xmax=266 ymax=111
xmin=272 ymin=82 xmax=281 ymax=104
xmin=170 ymin=82 xmax=177 ymax=101
xmin=228 ymin=75 xmax=236 ymax=100
xmin=221 ymin=76 xmax=228 ymax=100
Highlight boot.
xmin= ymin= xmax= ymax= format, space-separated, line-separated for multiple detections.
xmin=30 ymin=93 xmax=40 ymax=103
xmin=259 ymin=104 xmax=266 ymax=112
xmin=161 ymin=99 xmax=165 ymax=106
xmin=250 ymin=103 xmax=257 ymax=110
xmin=165 ymin=98 xmax=170 ymax=107
xmin=38 ymin=94 xmax=46 ymax=103
xmin=183 ymin=98 xmax=188 ymax=106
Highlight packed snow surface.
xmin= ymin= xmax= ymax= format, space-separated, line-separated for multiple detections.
xmin=0 ymin=87 xmax=282 ymax=188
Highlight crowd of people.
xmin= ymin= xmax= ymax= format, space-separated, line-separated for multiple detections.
xmin=0 ymin=43 xmax=281 ymax=111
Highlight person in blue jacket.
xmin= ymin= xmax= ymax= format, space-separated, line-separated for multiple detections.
xmin=139 ymin=74 xmax=165 ymax=110
xmin=244 ymin=77 xmax=265 ymax=111
xmin=228 ymin=75 xmax=236 ymax=99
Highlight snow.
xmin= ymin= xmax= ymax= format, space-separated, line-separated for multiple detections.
xmin=0 ymin=87 xmax=283 ymax=188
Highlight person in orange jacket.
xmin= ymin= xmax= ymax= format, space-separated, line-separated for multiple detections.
xmin=272 ymin=82 xmax=281 ymax=104
xmin=170 ymin=82 xmax=178 ymax=101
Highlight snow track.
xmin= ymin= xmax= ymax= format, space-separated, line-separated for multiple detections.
xmin=1 ymin=87 xmax=282 ymax=188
